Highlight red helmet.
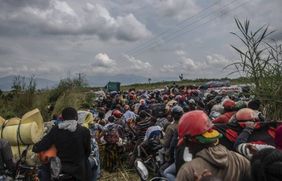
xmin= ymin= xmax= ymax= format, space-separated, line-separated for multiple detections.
xmin=163 ymin=95 xmax=169 ymax=101
xmin=178 ymin=110 xmax=213 ymax=145
xmin=112 ymin=110 xmax=122 ymax=118
xmin=223 ymin=99 xmax=236 ymax=110
xmin=235 ymin=108 xmax=257 ymax=121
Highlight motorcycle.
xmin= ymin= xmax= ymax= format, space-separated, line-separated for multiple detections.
xmin=0 ymin=161 xmax=39 ymax=181
xmin=128 ymin=136 xmax=165 ymax=181
xmin=14 ymin=164 xmax=38 ymax=181
xmin=135 ymin=159 xmax=167 ymax=181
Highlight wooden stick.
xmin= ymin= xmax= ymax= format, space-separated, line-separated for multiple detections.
xmin=118 ymin=168 xmax=129 ymax=181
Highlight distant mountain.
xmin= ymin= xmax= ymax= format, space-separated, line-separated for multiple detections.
xmin=0 ymin=76 xmax=58 ymax=91
xmin=86 ymin=74 xmax=148 ymax=87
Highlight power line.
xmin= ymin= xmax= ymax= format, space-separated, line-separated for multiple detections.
xmin=126 ymin=0 xmax=223 ymax=55
xmin=132 ymin=1 xmax=249 ymax=57
xmin=128 ymin=0 xmax=249 ymax=57
xmin=129 ymin=0 xmax=243 ymax=56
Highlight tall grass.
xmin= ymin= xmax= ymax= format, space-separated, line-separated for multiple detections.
xmin=227 ymin=18 xmax=282 ymax=120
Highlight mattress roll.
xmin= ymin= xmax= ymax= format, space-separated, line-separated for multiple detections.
xmin=0 ymin=116 xmax=5 ymax=125
xmin=11 ymin=145 xmax=40 ymax=166
xmin=0 ymin=109 xmax=44 ymax=146
xmin=0 ymin=121 xmax=42 ymax=145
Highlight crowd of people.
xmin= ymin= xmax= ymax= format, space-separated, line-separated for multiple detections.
xmin=1 ymin=84 xmax=282 ymax=181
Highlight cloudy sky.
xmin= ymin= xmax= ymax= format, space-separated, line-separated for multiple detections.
xmin=0 ymin=0 xmax=281 ymax=81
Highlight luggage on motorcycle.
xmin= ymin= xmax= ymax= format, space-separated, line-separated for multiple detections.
xmin=0 ymin=109 xmax=44 ymax=146
xmin=104 ymin=124 xmax=120 ymax=144
xmin=11 ymin=146 xmax=39 ymax=166
xmin=149 ymin=103 xmax=166 ymax=118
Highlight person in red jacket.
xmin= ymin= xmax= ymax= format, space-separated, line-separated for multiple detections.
xmin=175 ymin=110 xmax=250 ymax=181
xmin=212 ymin=99 xmax=236 ymax=124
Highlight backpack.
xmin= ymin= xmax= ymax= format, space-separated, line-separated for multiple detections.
xmin=150 ymin=103 xmax=166 ymax=118
xmin=104 ymin=124 xmax=120 ymax=144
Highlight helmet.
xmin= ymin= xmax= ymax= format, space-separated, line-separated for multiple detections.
xmin=178 ymin=110 xmax=213 ymax=145
xmin=223 ymin=99 xmax=236 ymax=110
xmin=211 ymin=104 xmax=224 ymax=114
xmin=235 ymin=108 xmax=257 ymax=121
xmin=163 ymin=95 xmax=169 ymax=101
xmin=112 ymin=110 xmax=122 ymax=118
xmin=171 ymin=105 xmax=184 ymax=118
xmin=140 ymin=99 xmax=146 ymax=105
xmin=175 ymin=95 xmax=182 ymax=101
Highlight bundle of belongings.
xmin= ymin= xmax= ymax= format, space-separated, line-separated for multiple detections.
xmin=0 ymin=109 xmax=44 ymax=166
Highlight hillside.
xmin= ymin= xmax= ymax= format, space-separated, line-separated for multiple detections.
xmin=0 ymin=76 xmax=58 ymax=91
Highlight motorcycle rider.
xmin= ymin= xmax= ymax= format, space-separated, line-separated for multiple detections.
xmin=162 ymin=105 xmax=184 ymax=181
xmin=250 ymin=148 xmax=282 ymax=181
xmin=212 ymin=99 xmax=236 ymax=124
xmin=176 ymin=110 xmax=250 ymax=181
xmin=33 ymin=107 xmax=91 ymax=181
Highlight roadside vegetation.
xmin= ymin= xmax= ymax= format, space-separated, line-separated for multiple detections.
xmin=0 ymin=74 xmax=95 ymax=121
xmin=0 ymin=75 xmax=257 ymax=121
xmin=226 ymin=18 xmax=282 ymax=120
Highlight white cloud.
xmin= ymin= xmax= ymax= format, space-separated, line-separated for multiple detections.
xmin=115 ymin=14 xmax=152 ymax=41
xmin=0 ymin=67 xmax=13 ymax=75
xmin=85 ymin=53 xmax=152 ymax=76
xmin=175 ymin=50 xmax=186 ymax=56
xmin=93 ymin=53 xmax=116 ymax=68
xmin=0 ymin=63 xmax=62 ymax=76
xmin=181 ymin=57 xmax=198 ymax=70
xmin=206 ymin=54 xmax=230 ymax=66
xmin=0 ymin=0 xmax=281 ymax=80
xmin=160 ymin=64 xmax=176 ymax=73
xmin=124 ymin=55 xmax=152 ymax=70
xmin=160 ymin=51 xmax=231 ymax=75
xmin=153 ymin=0 xmax=200 ymax=21
xmin=85 ymin=53 xmax=118 ymax=75
xmin=52 ymin=0 xmax=76 ymax=16
xmin=160 ymin=56 xmax=199 ymax=73
xmin=0 ymin=1 xmax=151 ymax=41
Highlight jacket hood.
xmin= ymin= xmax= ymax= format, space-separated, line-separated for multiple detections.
xmin=58 ymin=120 xmax=77 ymax=132
xmin=196 ymin=144 xmax=229 ymax=168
